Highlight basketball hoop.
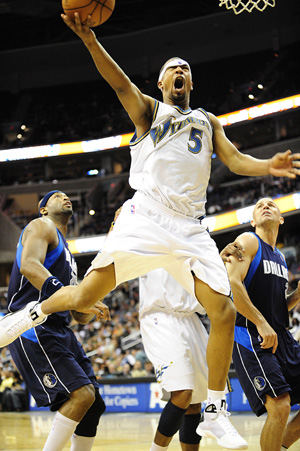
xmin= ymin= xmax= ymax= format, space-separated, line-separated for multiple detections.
xmin=219 ymin=0 xmax=275 ymax=15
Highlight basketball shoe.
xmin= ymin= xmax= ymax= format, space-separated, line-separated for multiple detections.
xmin=196 ymin=399 xmax=248 ymax=449
xmin=0 ymin=301 xmax=47 ymax=347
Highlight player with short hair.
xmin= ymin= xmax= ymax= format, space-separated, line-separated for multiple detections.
xmin=224 ymin=198 xmax=300 ymax=451
xmin=1 ymin=14 xmax=300 ymax=450
xmin=6 ymin=191 xmax=109 ymax=451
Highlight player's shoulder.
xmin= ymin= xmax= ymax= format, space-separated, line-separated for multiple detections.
xmin=24 ymin=217 xmax=57 ymax=238
xmin=235 ymin=232 xmax=259 ymax=256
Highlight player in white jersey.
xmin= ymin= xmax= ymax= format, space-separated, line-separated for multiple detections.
xmin=1 ymin=13 xmax=300 ymax=450
xmin=140 ymin=268 xmax=208 ymax=450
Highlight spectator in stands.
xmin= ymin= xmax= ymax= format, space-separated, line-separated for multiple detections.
xmin=1 ymin=370 xmax=27 ymax=412
xmin=130 ymin=360 xmax=148 ymax=378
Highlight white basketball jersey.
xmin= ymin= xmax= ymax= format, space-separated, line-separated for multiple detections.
xmin=139 ymin=268 xmax=206 ymax=318
xmin=129 ymin=100 xmax=214 ymax=218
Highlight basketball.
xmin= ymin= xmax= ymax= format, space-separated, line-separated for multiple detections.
xmin=62 ymin=0 xmax=115 ymax=28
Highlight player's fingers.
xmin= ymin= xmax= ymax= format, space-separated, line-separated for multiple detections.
xmin=74 ymin=12 xmax=83 ymax=30
xmin=272 ymin=336 xmax=278 ymax=354
xmin=289 ymin=152 xmax=300 ymax=161
xmin=86 ymin=15 xmax=93 ymax=27
xmin=61 ymin=13 xmax=75 ymax=28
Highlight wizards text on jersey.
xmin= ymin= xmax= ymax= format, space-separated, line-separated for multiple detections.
xmin=150 ymin=116 xmax=210 ymax=149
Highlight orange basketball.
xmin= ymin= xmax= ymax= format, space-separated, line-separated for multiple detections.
xmin=62 ymin=0 xmax=115 ymax=28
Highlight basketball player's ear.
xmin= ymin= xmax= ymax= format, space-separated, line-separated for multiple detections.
xmin=250 ymin=219 xmax=256 ymax=228
xmin=157 ymin=80 xmax=163 ymax=91
xmin=40 ymin=207 xmax=48 ymax=216
xmin=191 ymin=81 xmax=194 ymax=91
xmin=279 ymin=216 xmax=284 ymax=225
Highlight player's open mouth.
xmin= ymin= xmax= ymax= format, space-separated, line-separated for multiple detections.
xmin=174 ymin=76 xmax=184 ymax=90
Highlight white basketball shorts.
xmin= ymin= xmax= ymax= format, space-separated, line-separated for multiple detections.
xmin=86 ymin=191 xmax=230 ymax=298
xmin=140 ymin=311 xmax=208 ymax=403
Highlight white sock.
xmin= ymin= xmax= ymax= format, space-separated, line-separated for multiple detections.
xmin=150 ymin=443 xmax=169 ymax=451
xmin=207 ymin=389 xmax=225 ymax=405
xmin=43 ymin=411 xmax=79 ymax=451
xmin=70 ymin=434 xmax=95 ymax=451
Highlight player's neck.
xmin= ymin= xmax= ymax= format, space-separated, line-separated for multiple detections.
xmin=49 ymin=215 xmax=69 ymax=237
xmin=255 ymin=227 xmax=278 ymax=250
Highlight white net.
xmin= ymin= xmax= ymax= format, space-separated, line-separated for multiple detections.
xmin=219 ymin=0 xmax=276 ymax=15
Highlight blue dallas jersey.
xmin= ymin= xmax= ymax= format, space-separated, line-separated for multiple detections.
xmin=236 ymin=232 xmax=289 ymax=332
xmin=7 ymin=226 xmax=78 ymax=326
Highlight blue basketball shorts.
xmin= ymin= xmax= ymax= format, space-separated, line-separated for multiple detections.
xmin=9 ymin=320 xmax=98 ymax=408
xmin=233 ymin=325 xmax=300 ymax=416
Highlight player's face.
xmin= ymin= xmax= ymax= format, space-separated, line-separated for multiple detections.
xmin=252 ymin=198 xmax=282 ymax=227
xmin=159 ymin=63 xmax=193 ymax=104
xmin=47 ymin=192 xmax=73 ymax=216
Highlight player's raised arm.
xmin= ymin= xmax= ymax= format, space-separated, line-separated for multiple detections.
xmin=61 ymin=13 xmax=155 ymax=136
xmin=209 ymin=113 xmax=300 ymax=179
xmin=225 ymin=233 xmax=278 ymax=353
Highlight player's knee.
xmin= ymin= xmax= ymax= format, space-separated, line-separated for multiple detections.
xmin=210 ymin=296 xmax=236 ymax=326
xmin=266 ymin=393 xmax=291 ymax=420
xmin=70 ymin=384 xmax=96 ymax=411
xmin=171 ymin=390 xmax=193 ymax=409
xmin=75 ymin=389 xmax=106 ymax=437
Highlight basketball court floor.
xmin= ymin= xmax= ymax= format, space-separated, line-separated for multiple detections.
xmin=0 ymin=410 xmax=299 ymax=450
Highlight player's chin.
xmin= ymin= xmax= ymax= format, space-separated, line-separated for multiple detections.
xmin=171 ymin=91 xmax=186 ymax=102
xmin=63 ymin=207 xmax=73 ymax=216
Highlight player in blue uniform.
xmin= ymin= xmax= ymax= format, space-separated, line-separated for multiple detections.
xmin=6 ymin=190 xmax=109 ymax=451
xmin=225 ymin=198 xmax=300 ymax=451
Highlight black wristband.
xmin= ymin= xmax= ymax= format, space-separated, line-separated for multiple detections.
xmin=41 ymin=276 xmax=64 ymax=297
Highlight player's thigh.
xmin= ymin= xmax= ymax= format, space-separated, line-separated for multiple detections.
xmin=193 ymin=275 xmax=235 ymax=322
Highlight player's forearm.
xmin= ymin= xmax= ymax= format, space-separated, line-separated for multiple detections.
xmin=230 ymin=280 xmax=267 ymax=327
xmin=20 ymin=260 xmax=52 ymax=292
xmin=228 ymin=153 xmax=271 ymax=177
xmin=84 ymin=37 xmax=132 ymax=93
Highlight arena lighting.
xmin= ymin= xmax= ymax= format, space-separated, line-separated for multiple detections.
xmin=66 ymin=192 xmax=300 ymax=254
xmin=0 ymin=94 xmax=299 ymax=163
xmin=218 ymin=94 xmax=300 ymax=127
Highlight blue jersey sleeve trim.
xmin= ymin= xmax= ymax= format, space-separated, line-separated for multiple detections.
xmin=16 ymin=228 xmax=63 ymax=270
xmin=234 ymin=326 xmax=253 ymax=352
xmin=16 ymin=230 xmax=25 ymax=268
xmin=244 ymin=233 xmax=261 ymax=290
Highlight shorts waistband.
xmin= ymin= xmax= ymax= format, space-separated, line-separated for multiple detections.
xmin=133 ymin=192 xmax=205 ymax=224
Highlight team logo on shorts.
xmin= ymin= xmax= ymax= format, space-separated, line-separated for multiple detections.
xmin=253 ymin=376 xmax=266 ymax=391
xmin=131 ymin=204 xmax=135 ymax=214
xmin=43 ymin=373 xmax=57 ymax=388
xmin=155 ymin=362 xmax=173 ymax=383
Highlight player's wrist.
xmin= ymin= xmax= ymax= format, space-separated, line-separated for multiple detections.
xmin=41 ymin=276 xmax=64 ymax=297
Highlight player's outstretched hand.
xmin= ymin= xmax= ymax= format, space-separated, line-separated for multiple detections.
xmin=220 ymin=241 xmax=245 ymax=263
xmin=61 ymin=12 xmax=96 ymax=45
xmin=73 ymin=300 xmax=111 ymax=324
xmin=269 ymin=150 xmax=300 ymax=179
xmin=86 ymin=300 xmax=111 ymax=321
